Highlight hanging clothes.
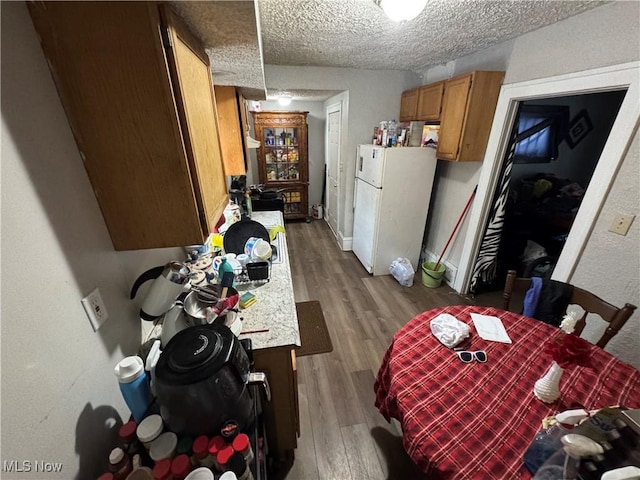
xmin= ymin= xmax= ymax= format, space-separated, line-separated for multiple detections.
xmin=470 ymin=107 xmax=521 ymax=293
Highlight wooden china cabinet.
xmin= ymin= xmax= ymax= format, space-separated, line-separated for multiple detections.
xmin=252 ymin=111 xmax=309 ymax=220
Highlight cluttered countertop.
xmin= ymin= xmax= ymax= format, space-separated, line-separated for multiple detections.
xmin=110 ymin=210 xmax=300 ymax=478
xmin=137 ymin=210 xmax=300 ymax=352
xmin=232 ymin=211 xmax=300 ymax=350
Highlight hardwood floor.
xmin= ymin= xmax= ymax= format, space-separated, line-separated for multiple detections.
xmin=280 ymin=219 xmax=483 ymax=480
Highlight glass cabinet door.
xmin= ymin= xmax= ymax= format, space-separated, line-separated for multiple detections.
xmin=282 ymin=187 xmax=306 ymax=216
xmin=263 ymin=127 xmax=300 ymax=182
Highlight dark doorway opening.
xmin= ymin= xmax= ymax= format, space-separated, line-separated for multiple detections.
xmin=474 ymin=89 xmax=627 ymax=294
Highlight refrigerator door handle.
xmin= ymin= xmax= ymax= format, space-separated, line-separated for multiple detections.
xmin=359 ymin=154 xmax=363 ymax=172
xmin=353 ymin=178 xmax=358 ymax=210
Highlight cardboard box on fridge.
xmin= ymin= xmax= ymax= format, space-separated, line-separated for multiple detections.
xmin=408 ymin=121 xmax=425 ymax=147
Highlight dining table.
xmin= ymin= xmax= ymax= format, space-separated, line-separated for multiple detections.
xmin=374 ymin=304 xmax=640 ymax=479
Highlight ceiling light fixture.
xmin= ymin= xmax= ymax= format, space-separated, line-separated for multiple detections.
xmin=277 ymin=93 xmax=292 ymax=106
xmin=375 ymin=0 xmax=428 ymax=22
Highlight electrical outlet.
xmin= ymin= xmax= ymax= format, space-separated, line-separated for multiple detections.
xmin=81 ymin=287 xmax=109 ymax=331
xmin=609 ymin=213 xmax=635 ymax=236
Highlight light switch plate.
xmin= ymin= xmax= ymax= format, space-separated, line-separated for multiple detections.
xmin=81 ymin=287 xmax=109 ymax=331
xmin=609 ymin=213 xmax=635 ymax=236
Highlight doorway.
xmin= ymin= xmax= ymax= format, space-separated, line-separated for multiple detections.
xmin=455 ymin=62 xmax=640 ymax=294
xmin=471 ymin=90 xmax=626 ymax=294
xmin=325 ymin=102 xmax=342 ymax=237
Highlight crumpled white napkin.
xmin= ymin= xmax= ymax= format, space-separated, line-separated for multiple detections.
xmin=430 ymin=313 xmax=470 ymax=348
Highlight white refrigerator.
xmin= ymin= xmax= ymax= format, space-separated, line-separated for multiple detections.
xmin=352 ymin=145 xmax=437 ymax=276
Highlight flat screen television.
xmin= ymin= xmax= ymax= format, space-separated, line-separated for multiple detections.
xmin=513 ymin=104 xmax=569 ymax=164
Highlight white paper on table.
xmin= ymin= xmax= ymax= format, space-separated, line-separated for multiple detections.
xmin=470 ymin=313 xmax=512 ymax=343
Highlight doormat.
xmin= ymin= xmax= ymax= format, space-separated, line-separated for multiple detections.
xmin=295 ymin=301 xmax=333 ymax=357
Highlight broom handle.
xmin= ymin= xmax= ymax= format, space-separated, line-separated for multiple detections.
xmin=434 ymin=185 xmax=478 ymax=271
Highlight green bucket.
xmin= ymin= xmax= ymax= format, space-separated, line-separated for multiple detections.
xmin=421 ymin=261 xmax=446 ymax=288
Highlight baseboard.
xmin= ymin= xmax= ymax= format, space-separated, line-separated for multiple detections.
xmin=340 ymin=235 xmax=353 ymax=251
xmin=421 ymin=250 xmax=458 ymax=287
xmin=325 ymin=220 xmax=352 ymax=251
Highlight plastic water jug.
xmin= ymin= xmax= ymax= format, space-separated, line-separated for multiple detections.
xmin=114 ymin=356 xmax=152 ymax=422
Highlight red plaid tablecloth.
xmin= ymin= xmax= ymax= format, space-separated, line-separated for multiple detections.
xmin=374 ymin=305 xmax=640 ymax=479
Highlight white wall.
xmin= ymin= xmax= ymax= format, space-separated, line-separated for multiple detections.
xmin=264 ymin=65 xmax=420 ymax=241
xmin=1 ymin=4 xmax=182 ymax=476
xmin=249 ymin=100 xmax=326 ymax=214
xmin=571 ymin=129 xmax=640 ymax=368
xmin=422 ymin=160 xmax=481 ymax=268
xmin=505 ymin=1 xmax=640 ymax=85
xmin=419 ymin=0 xmax=640 ymax=367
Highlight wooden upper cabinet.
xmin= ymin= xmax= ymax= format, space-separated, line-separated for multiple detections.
xmin=163 ymin=7 xmax=228 ymax=239
xmin=399 ymin=88 xmax=419 ymax=122
xmin=437 ymin=71 xmax=505 ymax=162
xmin=416 ymin=81 xmax=444 ymax=122
xmin=214 ymin=86 xmax=248 ymax=176
xmin=28 ymin=2 xmax=228 ymax=250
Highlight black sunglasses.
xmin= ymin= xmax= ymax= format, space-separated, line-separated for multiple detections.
xmin=456 ymin=350 xmax=487 ymax=363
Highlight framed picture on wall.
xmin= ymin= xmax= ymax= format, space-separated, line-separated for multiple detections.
xmin=566 ymin=110 xmax=593 ymax=149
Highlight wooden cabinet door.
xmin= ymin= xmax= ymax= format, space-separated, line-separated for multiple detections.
xmin=456 ymin=71 xmax=505 ymax=162
xmin=163 ymin=7 xmax=228 ymax=235
xmin=416 ymin=82 xmax=444 ymax=122
xmin=437 ymin=74 xmax=472 ymax=161
xmin=399 ymin=88 xmax=419 ymax=122
xmin=28 ymin=2 xmax=228 ymax=249
xmin=437 ymin=71 xmax=504 ymax=162
xmin=214 ymin=86 xmax=247 ymax=175
xmin=282 ymin=186 xmax=308 ymax=219
xmin=254 ymin=347 xmax=299 ymax=455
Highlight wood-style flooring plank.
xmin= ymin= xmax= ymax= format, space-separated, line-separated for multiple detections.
xmin=322 ymin=352 xmax=367 ymax=427
xmin=362 ymin=337 xmax=392 ymax=378
xmin=350 ymin=369 xmax=398 ymax=432
xmin=350 ymin=370 xmax=425 ymax=479
xmin=341 ymin=423 xmax=386 ymax=480
xmin=291 ymin=274 xmax=310 ymax=301
xmin=284 ymin=383 xmax=320 ymax=480
xmin=303 ymin=353 xmax=352 ymax=480
xmin=282 ymin=219 xmax=476 ymax=480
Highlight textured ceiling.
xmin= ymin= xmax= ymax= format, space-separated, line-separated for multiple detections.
xmin=171 ymin=0 xmax=606 ymax=101
xmin=170 ymin=1 xmax=265 ymax=99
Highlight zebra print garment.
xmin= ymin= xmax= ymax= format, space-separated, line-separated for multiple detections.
xmin=470 ymin=118 xmax=519 ymax=293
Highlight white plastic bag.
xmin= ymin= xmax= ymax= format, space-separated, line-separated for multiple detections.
xmin=430 ymin=313 xmax=470 ymax=348
xmin=389 ymin=257 xmax=415 ymax=287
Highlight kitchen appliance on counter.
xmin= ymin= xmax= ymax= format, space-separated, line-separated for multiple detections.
xmin=352 ymin=145 xmax=437 ymax=275
xmin=249 ymin=185 xmax=285 ymax=215
xmin=154 ymin=323 xmax=270 ymax=437
xmin=130 ymin=262 xmax=191 ymax=321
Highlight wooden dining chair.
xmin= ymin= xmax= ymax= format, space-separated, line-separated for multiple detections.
xmin=502 ymin=269 xmax=637 ymax=348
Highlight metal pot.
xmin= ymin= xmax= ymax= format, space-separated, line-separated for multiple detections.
xmin=183 ymin=287 xmax=239 ymax=326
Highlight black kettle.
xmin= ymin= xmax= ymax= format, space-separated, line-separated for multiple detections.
xmin=154 ymin=323 xmax=270 ymax=436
